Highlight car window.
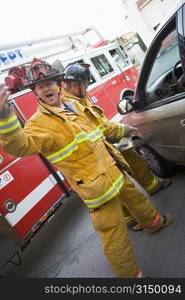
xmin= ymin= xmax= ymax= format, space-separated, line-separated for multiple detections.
xmin=145 ymin=28 xmax=181 ymax=103
xmin=109 ymin=48 xmax=129 ymax=71
xmin=90 ymin=54 xmax=114 ymax=78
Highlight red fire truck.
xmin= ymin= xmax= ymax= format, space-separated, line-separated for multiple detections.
xmin=0 ymin=28 xmax=138 ymax=274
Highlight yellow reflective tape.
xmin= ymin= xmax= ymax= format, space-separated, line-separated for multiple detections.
xmin=90 ymin=135 xmax=102 ymax=142
xmin=84 ymin=174 xmax=124 ymax=207
xmin=124 ymin=216 xmax=135 ymax=223
xmin=117 ymin=124 xmax=125 ymax=139
xmin=47 ymin=140 xmax=76 ymax=160
xmin=119 ymin=137 xmax=125 ymax=143
xmin=47 ymin=131 xmax=86 ymax=160
xmin=76 ymin=131 xmax=87 ymax=139
xmin=121 ymin=125 xmax=125 ymax=137
xmin=117 ymin=125 xmax=121 ymax=138
xmin=84 ymin=178 xmax=124 ymax=207
xmin=97 ymin=124 xmax=105 ymax=132
xmin=0 ymin=114 xmax=17 ymax=126
xmin=85 ymin=179 xmax=124 ymax=208
xmin=146 ymin=176 xmax=159 ymax=192
xmin=51 ymin=144 xmax=78 ymax=163
xmin=98 ymin=124 xmax=106 ymax=133
xmin=47 ymin=128 xmax=103 ymax=163
xmin=0 ymin=121 xmax=20 ymax=134
xmin=88 ymin=128 xmax=103 ymax=141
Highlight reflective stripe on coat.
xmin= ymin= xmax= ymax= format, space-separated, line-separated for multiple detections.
xmin=0 ymin=101 xmax=125 ymax=209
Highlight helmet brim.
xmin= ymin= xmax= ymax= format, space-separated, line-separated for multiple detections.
xmin=79 ymin=63 xmax=90 ymax=69
xmin=24 ymin=73 xmax=63 ymax=89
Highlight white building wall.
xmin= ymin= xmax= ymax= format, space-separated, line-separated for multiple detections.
xmin=122 ymin=0 xmax=179 ymax=47
xmin=122 ymin=0 xmax=154 ymax=47
xmin=139 ymin=0 xmax=176 ymax=31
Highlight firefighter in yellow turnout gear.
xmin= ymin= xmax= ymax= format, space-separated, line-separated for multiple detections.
xmin=61 ymin=63 xmax=171 ymax=230
xmin=0 ymin=59 xmax=173 ymax=278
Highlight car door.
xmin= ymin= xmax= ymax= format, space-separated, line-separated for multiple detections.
xmin=126 ymin=5 xmax=185 ymax=166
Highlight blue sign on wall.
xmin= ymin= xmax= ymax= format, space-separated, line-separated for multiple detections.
xmin=0 ymin=49 xmax=24 ymax=66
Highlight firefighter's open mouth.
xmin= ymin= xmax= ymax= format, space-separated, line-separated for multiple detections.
xmin=46 ymin=93 xmax=53 ymax=98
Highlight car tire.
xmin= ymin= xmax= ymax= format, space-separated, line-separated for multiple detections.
xmin=135 ymin=144 xmax=174 ymax=177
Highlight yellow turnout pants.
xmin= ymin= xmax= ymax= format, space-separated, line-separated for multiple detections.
xmin=123 ymin=148 xmax=159 ymax=192
xmin=121 ymin=148 xmax=159 ymax=224
xmin=89 ymin=174 xmax=157 ymax=278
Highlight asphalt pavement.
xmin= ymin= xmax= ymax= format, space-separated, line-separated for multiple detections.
xmin=1 ymin=169 xmax=185 ymax=278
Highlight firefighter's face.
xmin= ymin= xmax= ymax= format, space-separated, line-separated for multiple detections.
xmin=80 ymin=82 xmax=88 ymax=98
xmin=72 ymin=81 xmax=87 ymax=98
xmin=34 ymin=80 xmax=60 ymax=106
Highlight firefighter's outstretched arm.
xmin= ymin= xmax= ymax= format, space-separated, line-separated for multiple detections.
xmin=89 ymin=102 xmax=138 ymax=142
xmin=103 ymin=120 xmax=138 ymax=143
xmin=0 ymin=84 xmax=44 ymax=157
xmin=0 ymin=84 xmax=11 ymax=117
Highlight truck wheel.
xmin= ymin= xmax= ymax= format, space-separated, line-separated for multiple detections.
xmin=135 ymin=144 xmax=174 ymax=177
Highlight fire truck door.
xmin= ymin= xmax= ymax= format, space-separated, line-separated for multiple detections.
xmin=88 ymin=84 xmax=118 ymax=119
xmin=0 ymin=91 xmax=70 ymax=239
xmin=0 ymin=155 xmax=68 ymax=239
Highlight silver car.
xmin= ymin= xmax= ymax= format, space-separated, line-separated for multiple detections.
xmin=118 ymin=0 xmax=185 ymax=177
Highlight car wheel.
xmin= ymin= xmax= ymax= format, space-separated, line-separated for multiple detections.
xmin=135 ymin=144 xmax=174 ymax=177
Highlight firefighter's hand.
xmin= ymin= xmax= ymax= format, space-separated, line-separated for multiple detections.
xmin=0 ymin=84 xmax=10 ymax=112
xmin=125 ymin=125 xmax=138 ymax=137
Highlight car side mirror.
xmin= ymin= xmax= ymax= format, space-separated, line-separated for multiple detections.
xmin=117 ymin=95 xmax=134 ymax=115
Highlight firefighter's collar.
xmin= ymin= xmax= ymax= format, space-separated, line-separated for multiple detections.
xmin=63 ymin=102 xmax=79 ymax=114
xmin=38 ymin=101 xmax=66 ymax=115
xmin=62 ymin=88 xmax=88 ymax=103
